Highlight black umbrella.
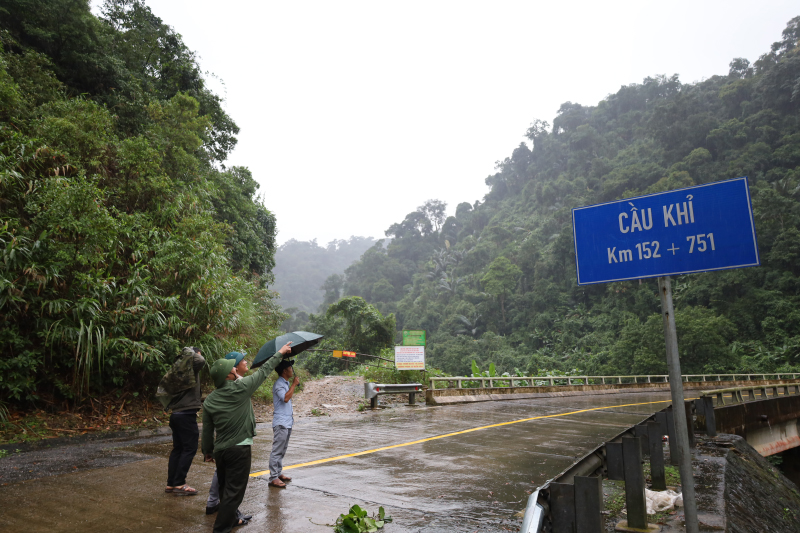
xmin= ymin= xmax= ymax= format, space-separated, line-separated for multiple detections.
xmin=251 ymin=331 xmax=324 ymax=368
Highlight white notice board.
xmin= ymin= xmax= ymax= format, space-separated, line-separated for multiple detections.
xmin=394 ymin=346 xmax=425 ymax=370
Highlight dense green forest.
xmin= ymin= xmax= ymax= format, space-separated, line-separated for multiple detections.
xmin=0 ymin=0 xmax=285 ymax=406
xmin=3 ymin=2 xmax=800 ymax=410
xmin=273 ymin=236 xmax=377 ymax=320
xmin=312 ymin=17 xmax=800 ymax=378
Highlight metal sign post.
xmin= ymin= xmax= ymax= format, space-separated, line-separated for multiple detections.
xmin=658 ymin=276 xmax=699 ymax=533
xmin=572 ymin=177 xmax=761 ymax=533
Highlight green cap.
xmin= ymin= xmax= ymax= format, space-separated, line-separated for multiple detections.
xmin=225 ymin=351 xmax=245 ymax=367
xmin=210 ymin=359 xmax=236 ymax=389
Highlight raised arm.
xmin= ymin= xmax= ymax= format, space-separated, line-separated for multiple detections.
xmin=240 ymin=342 xmax=293 ymax=396
xmin=192 ymin=352 xmax=205 ymax=372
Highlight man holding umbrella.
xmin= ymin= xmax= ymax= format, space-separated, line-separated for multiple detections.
xmin=202 ymin=342 xmax=292 ymax=533
xmin=250 ymin=331 xmax=321 ymax=489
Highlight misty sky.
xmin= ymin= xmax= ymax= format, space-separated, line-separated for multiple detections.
xmin=94 ymin=1 xmax=799 ymax=245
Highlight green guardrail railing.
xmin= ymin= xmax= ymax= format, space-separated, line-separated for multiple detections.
xmin=428 ymin=373 xmax=800 ymax=390
xmin=700 ymin=383 xmax=800 ymax=405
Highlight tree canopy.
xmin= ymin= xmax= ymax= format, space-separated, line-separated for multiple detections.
xmin=0 ymin=0 xmax=283 ymax=404
xmin=327 ymin=16 xmax=800 ymax=378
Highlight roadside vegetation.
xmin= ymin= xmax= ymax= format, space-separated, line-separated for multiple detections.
xmin=0 ymin=1 xmax=285 ymax=430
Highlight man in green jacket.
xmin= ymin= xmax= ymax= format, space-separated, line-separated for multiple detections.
xmin=202 ymin=342 xmax=292 ymax=533
xmin=165 ymin=346 xmax=205 ymax=495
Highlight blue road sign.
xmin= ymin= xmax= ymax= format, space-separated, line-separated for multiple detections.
xmin=572 ymin=177 xmax=760 ymax=285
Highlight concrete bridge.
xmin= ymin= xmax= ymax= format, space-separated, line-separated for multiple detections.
xmin=426 ymin=372 xmax=800 ymax=405
xmin=703 ymin=384 xmax=800 ymax=456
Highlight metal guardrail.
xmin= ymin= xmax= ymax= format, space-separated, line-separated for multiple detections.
xmin=532 ymin=384 xmax=800 ymax=531
xmin=428 ymin=373 xmax=800 ymax=390
xmin=533 ymin=401 xmax=702 ymax=532
xmin=700 ymin=383 xmax=800 ymax=405
xmin=364 ymin=382 xmax=423 ymax=409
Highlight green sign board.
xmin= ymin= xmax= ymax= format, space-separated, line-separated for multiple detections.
xmin=402 ymin=330 xmax=426 ymax=346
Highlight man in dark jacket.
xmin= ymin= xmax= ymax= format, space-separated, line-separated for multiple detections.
xmin=202 ymin=342 xmax=291 ymax=533
xmin=165 ymin=346 xmax=205 ymax=495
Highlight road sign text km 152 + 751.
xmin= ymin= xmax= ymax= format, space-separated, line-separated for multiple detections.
xmin=572 ymin=177 xmax=759 ymax=285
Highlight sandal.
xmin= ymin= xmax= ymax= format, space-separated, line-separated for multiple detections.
xmin=278 ymin=474 xmax=292 ymax=482
xmin=164 ymin=487 xmax=174 ymax=493
xmin=234 ymin=518 xmax=249 ymax=528
xmin=172 ymin=484 xmax=198 ymax=495
xmin=268 ymin=479 xmax=286 ymax=488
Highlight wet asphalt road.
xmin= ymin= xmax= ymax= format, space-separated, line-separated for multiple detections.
xmin=0 ymin=391 xmax=674 ymax=532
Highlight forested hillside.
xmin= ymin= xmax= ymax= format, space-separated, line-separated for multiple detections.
xmin=325 ymin=17 xmax=800 ymax=377
xmin=273 ymin=236 xmax=377 ymax=318
xmin=0 ymin=0 xmax=284 ymax=406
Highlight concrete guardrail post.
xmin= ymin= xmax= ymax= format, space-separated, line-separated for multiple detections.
xmin=621 ymin=437 xmax=649 ymax=530
xmin=606 ymin=442 xmax=624 ymax=481
xmin=549 ymin=482 xmax=575 ymax=533
xmin=647 ymin=421 xmax=667 ymax=491
xmin=684 ymin=401 xmax=695 ymax=449
xmin=700 ymin=396 xmax=716 ymax=436
xmin=665 ymin=408 xmax=679 ymax=466
xmin=635 ymin=423 xmax=649 ymax=457
xmin=574 ymin=476 xmax=603 ymax=533
xmin=655 ymin=411 xmax=668 ymax=442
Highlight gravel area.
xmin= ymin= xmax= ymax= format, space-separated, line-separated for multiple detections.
xmin=253 ymin=375 xmax=368 ymax=422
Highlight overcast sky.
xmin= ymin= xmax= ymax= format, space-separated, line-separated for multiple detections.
xmin=95 ymin=1 xmax=798 ymax=245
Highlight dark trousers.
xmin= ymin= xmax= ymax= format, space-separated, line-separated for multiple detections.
xmin=214 ymin=445 xmax=252 ymax=533
xmin=167 ymin=412 xmax=198 ymax=487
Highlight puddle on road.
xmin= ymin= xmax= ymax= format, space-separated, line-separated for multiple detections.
xmin=126 ymin=441 xmax=173 ymax=458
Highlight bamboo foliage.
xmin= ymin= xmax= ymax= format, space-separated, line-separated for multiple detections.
xmin=0 ymin=13 xmax=286 ymax=404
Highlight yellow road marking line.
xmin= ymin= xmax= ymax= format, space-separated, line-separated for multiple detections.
xmin=249 ymin=397 xmax=685 ymax=478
